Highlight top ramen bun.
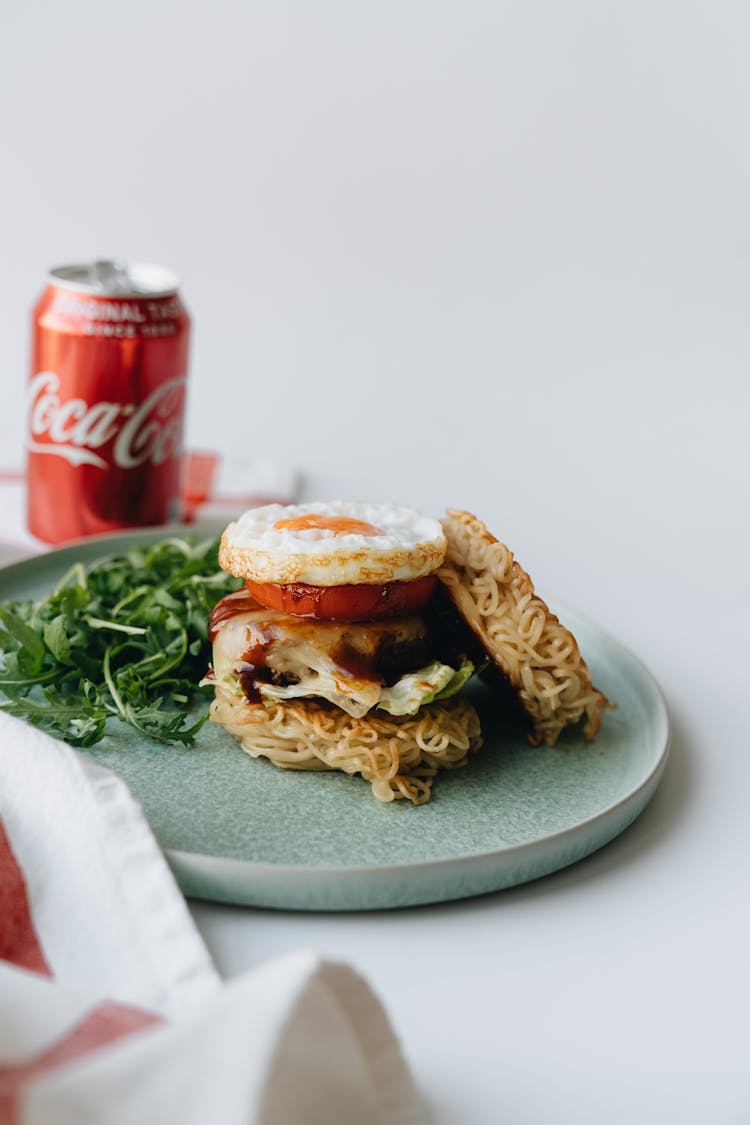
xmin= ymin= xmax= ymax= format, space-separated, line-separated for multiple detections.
xmin=438 ymin=509 xmax=611 ymax=747
xmin=206 ymin=501 xmax=610 ymax=804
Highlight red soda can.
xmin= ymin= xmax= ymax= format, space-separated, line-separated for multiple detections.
xmin=27 ymin=260 xmax=190 ymax=544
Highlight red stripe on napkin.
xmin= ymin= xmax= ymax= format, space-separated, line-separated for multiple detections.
xmin=0 ymin=820 xmax=50 ymax=977
xmin=0 ymin=1001 xmax=162 ymax=1125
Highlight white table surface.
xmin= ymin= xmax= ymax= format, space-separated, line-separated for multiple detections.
xmin=2 ymin=2 xmax=749 ymax=1119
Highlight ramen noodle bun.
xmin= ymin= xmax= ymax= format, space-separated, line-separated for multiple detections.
xmin=438 ymin=509 xmax=611 ymax=746
xmin=210 ymin=688 xmax=482 ymax=805
xmin=219 ymin=500 xmax=446 ymax=586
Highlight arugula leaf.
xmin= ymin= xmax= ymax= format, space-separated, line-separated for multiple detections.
xmin=0 ymin=607 xmax=46 ymax=671
xmin=43 ymin=616 xmax=72 ymax=663
xmin=0 ymin=534 xmax=241 ymax=747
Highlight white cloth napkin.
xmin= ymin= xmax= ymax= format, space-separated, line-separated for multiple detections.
xmin=0 ymin=712 xmax=425 ymax=1124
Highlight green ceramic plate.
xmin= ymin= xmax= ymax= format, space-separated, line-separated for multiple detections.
xmin=0 ymin=528 xmax=669 ymax=911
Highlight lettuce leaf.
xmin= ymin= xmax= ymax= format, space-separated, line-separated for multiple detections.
xmin=378 ymin=658 xmax=474 ymax=714
xmin=217 ymin=657 xmax=476 ymax=719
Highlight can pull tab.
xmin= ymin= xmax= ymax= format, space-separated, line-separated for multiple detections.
xmin=90 ymin=260 xmax=132 ymax=295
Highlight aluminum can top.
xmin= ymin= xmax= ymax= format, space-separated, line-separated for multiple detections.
xmin=47 ymin=259 xmax=180 ymax=299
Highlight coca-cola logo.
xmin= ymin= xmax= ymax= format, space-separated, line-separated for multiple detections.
xmin=27 ymin=372 xmax=186 ymax=470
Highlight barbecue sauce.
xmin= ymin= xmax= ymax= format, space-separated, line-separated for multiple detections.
xmin=329 ymin=638 xmax=381 ymax=684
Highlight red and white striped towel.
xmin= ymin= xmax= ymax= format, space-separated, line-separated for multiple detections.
xmin=0 ymin=713 xmax=424 ymax=1125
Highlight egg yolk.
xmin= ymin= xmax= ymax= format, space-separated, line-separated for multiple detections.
xmin=273 ymin=514 xmax=384 ymax=537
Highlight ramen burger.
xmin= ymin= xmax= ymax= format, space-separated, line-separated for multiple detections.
xmin=208 ymin=501 xmax=482 ymax=804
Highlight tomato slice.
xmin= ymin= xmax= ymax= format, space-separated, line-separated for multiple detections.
xmin=245 ymin=574 xmax=438 ymax=621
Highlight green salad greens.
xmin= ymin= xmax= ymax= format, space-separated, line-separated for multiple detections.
xmin=0 ymin=536 xmax=240 ymax=747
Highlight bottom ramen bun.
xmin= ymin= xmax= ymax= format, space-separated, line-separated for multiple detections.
xmin=218 ymin=501 xmax=447 ymax=586
xmin=210 ymin=688 xmax=482 ymax=806
xmin=437 ymin=509 xmax=612 ymax=747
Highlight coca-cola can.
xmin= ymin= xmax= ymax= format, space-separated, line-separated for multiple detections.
xmin=27 ymin=260 xmax=190 ymax=543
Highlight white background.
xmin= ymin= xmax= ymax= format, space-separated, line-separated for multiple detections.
xmin=2 ymin=3 xmax=749 ymax=1122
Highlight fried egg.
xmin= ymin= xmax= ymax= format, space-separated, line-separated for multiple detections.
xmin=219 ymin=500 xmax=446 ymax=586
